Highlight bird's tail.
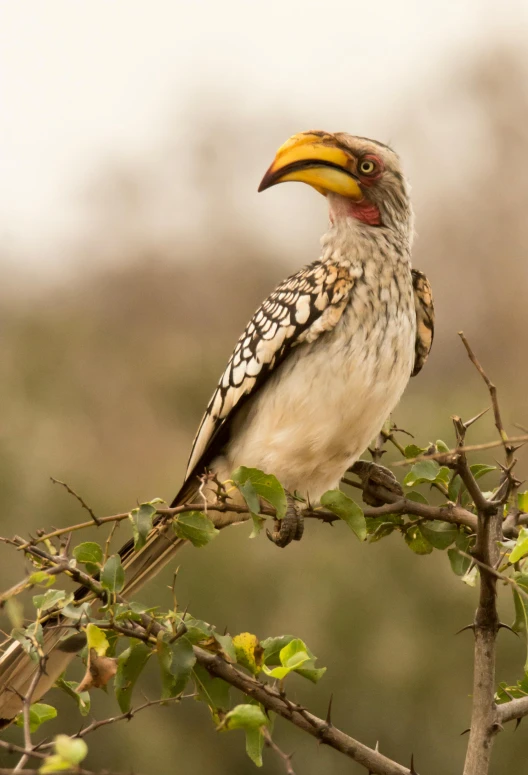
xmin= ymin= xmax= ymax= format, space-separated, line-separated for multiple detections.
xmin=0 ymin=481 xmax=196 ymax=727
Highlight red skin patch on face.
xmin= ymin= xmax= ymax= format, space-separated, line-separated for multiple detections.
xmin=328 ymin=194 xmax=381 ymax=226
xmin=349 ymin=199 xmax=381 ymax=226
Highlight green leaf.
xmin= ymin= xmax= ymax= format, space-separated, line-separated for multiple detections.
xmin=404 ymin=444 xmax=427 ymax=459
xmin=172 ymin=511 xmax=219 ymax=547
xmin=435 ymin=439 xmax=450 ymax=453
xmin=263 ymin=638 xmax=310 ymax=679
xmin=85 ymin=623 xmax=109 ymax=656
xmin=512 ymin=573 xmax=528 ymax=672
xmin=249 ymin=513 xmax=266 ymax=538
xmin=403 ymin=460 xmax=439 ymax=487
xmin=129 ymin=503 xmax=156 ymax=551
xmin=245 ymin=726 xmax=265 ymax=767
xmin=61 ymin=601 xmax=92 ymax=622
xmin=193 ymin=663 xmax=230 ymax=717
xmin=405 ymin=490 xmax=429 ymax=504
xmin=5 ymin=598 xmax=24 ymax=629
xmin=15 ymin=703 xmax=57 ymax=732
xmin=213 ymin=631 xmax=236 ymax=662
xmin=115 ymin=641 xmax=151 ymax=712
xmin=366 ymin=512 xmax=403 ymax=543
xmin=510 ymin=528 xmax=528 ymax=564
xmin=223 ymin=703 xmax=268 ymax=731
xmin=28 ymin=571 xmax=55 ymax=586
xmin=320 ymin=490 xmax=366 ymax=541
xmin=448 ymin=473 xmax=462 ymax=503
xmin=157 ymin=634 xmax=196 ymax=698
xmin=420 ymin=520 xmax=458 ymax=550
xmin=518 ymin=492 xmax=528 ymax=513
xmin=73 ymin=542 xmax=103 ymax=565
xmin=40 ymin=735 xmax=89 ymax=771
xmin=404 ymin=525 xmax=433 ymax=555
xmin=448 ymin=532 xmax=473 ymax=576
xmin=470 ymin=464 xmax=496 ymax=480
xmin=260 ymin=634 xmax=325 ymax=682
xmin=54 ymin=677 xmax=90 ymax=716
xmin=261 ymin=634 xmax=295 ymax=665
xmin=39 ymin=756 xmax=74 ymax=773
xmin=496 ymin=674 xmax=528 ymax=704
xmin=436 ymin=466 xmax=450 ymax=485
xmin=100 ymin=554 xmax=125 ymax=594
xmin=32 ymin=589 xmax=67 ymax=612
xmin=11 ymin=622 xmax=44 ymax=659
xmin=236 ymin=477 xmax=261 ymax=515
xmin=462 ymin=565 xmax=479 ymax=587
xmin=54 ymin=735 xmax=88 ymax=765
xmin=232 ymin=467 xmax=287 ymax=519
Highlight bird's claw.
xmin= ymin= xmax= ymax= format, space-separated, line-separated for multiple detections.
xmin=266 ymin=495 xmax=304 ymax=547
xmin=348 ymin=460 xmax=403 ymax=506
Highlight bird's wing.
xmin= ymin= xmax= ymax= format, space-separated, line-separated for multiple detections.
xmin=180 ymin=259 xmax=356 ymax=493
xmin=411 ymin=268 xmax=434 ymax=377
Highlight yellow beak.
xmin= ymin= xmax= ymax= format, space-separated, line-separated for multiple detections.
xmin=258 ymin=132 xmax=362 ymax=199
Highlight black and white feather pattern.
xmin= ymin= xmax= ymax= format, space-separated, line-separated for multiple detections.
xmin=181 ymin=259 xmax=356 ymax=490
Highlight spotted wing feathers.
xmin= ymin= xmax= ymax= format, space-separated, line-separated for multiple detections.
xmin=184 ymin=260 xmax=354 ymax=480
xmin=411 ymin=268 xmax=434 ymax=377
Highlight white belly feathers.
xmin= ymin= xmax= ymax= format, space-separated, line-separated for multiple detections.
xmin=213 ymin=296 xmax=415 ymax=501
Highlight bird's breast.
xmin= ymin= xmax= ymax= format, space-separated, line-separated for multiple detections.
xmin=219 ymin=266 xmax=415 ymax=501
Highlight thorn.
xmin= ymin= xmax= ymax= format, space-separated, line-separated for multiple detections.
xmin=515 ymin=717 xmax=523 ymax=732
xmin=325 ymin=694 xmax=333 ymax=727
xmin=374 ymin=740 xmax=379 ymax=752
xmin=460 ymin=728 xmax=471 ymax=736
xmin=456 ymin=624 xmax=476 ymax=635
xmin=463 ymin=407 xmax=490 ymax=429
xmin=410 ymin=753 xmax=418 ymax=774
xmin=498 ymin=622 xmax=519 ymax=637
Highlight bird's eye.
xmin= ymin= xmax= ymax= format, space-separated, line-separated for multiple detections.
xmin=359 ymin=158 xmax=377 ymax=175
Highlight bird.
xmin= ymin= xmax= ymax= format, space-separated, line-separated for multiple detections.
xmin=0 ymin=130 xmax=434 ymax=725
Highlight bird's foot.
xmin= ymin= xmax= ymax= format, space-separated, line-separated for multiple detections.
xmin=266 ymin=494 xmax=304 ymax=548
xmin=348 ymin=460 xmax=403 ymax=506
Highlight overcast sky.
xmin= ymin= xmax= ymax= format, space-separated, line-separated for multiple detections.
xmin=1 ymin=0 xmax=527 ymax=263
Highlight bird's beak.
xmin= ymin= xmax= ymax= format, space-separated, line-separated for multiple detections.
xmin=258 ymin=132 xmax=362 ymax=199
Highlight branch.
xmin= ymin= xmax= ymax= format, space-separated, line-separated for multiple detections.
xmin=497 ymin=696 xmax=528 ymax=725
xmin=458 ymin=337 xmax=504 ymax=775
xmin=391 ymin=435 xmax=528 ymax=467
xmin=196 ymin=648 xmax=412 ymax=775
xmin=50 ymin=477 xmax=101 ymax=526
xmin=5 ymin=540 xmax=413 ymax=775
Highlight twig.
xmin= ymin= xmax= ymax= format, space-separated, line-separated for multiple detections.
xmin=262 ymin=727 xmax=296 ymax=774
xmin=12 ymin=660 xmax=45 ymax=772
xmin=391 ymin=435 xmax=528 ymax=467
xmin=458 ymin=333 xmax=509 ymax=450
xmin=497 ymin=695 xmax=528 ymax=724
xmin=50 ymin=477 xmax=101 ymax=526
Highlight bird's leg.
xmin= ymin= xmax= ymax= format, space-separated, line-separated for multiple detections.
xmin=348 ymin=460 xmax=403 ymax=506
xmin=266 ymin=493 xmax=304 ymax=548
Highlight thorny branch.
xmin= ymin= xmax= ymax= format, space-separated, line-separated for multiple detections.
xmin=1 ymin=539 xmax=414 ymax=775
xmin=1 ymin=335 xmax=528 ymax=775
xmin=455 ymin=334 xmax=514 ymax=775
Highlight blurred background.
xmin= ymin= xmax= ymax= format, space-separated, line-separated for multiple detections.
xmin=1 ymin=1 xmax=528 ymax=773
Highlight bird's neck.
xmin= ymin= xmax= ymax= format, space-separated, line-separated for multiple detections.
xmin=323 ymin=193 xmax=413 ymax=268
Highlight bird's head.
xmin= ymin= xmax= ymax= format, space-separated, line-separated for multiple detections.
xmin=259 ymin=131 xmax=411 ymax=234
